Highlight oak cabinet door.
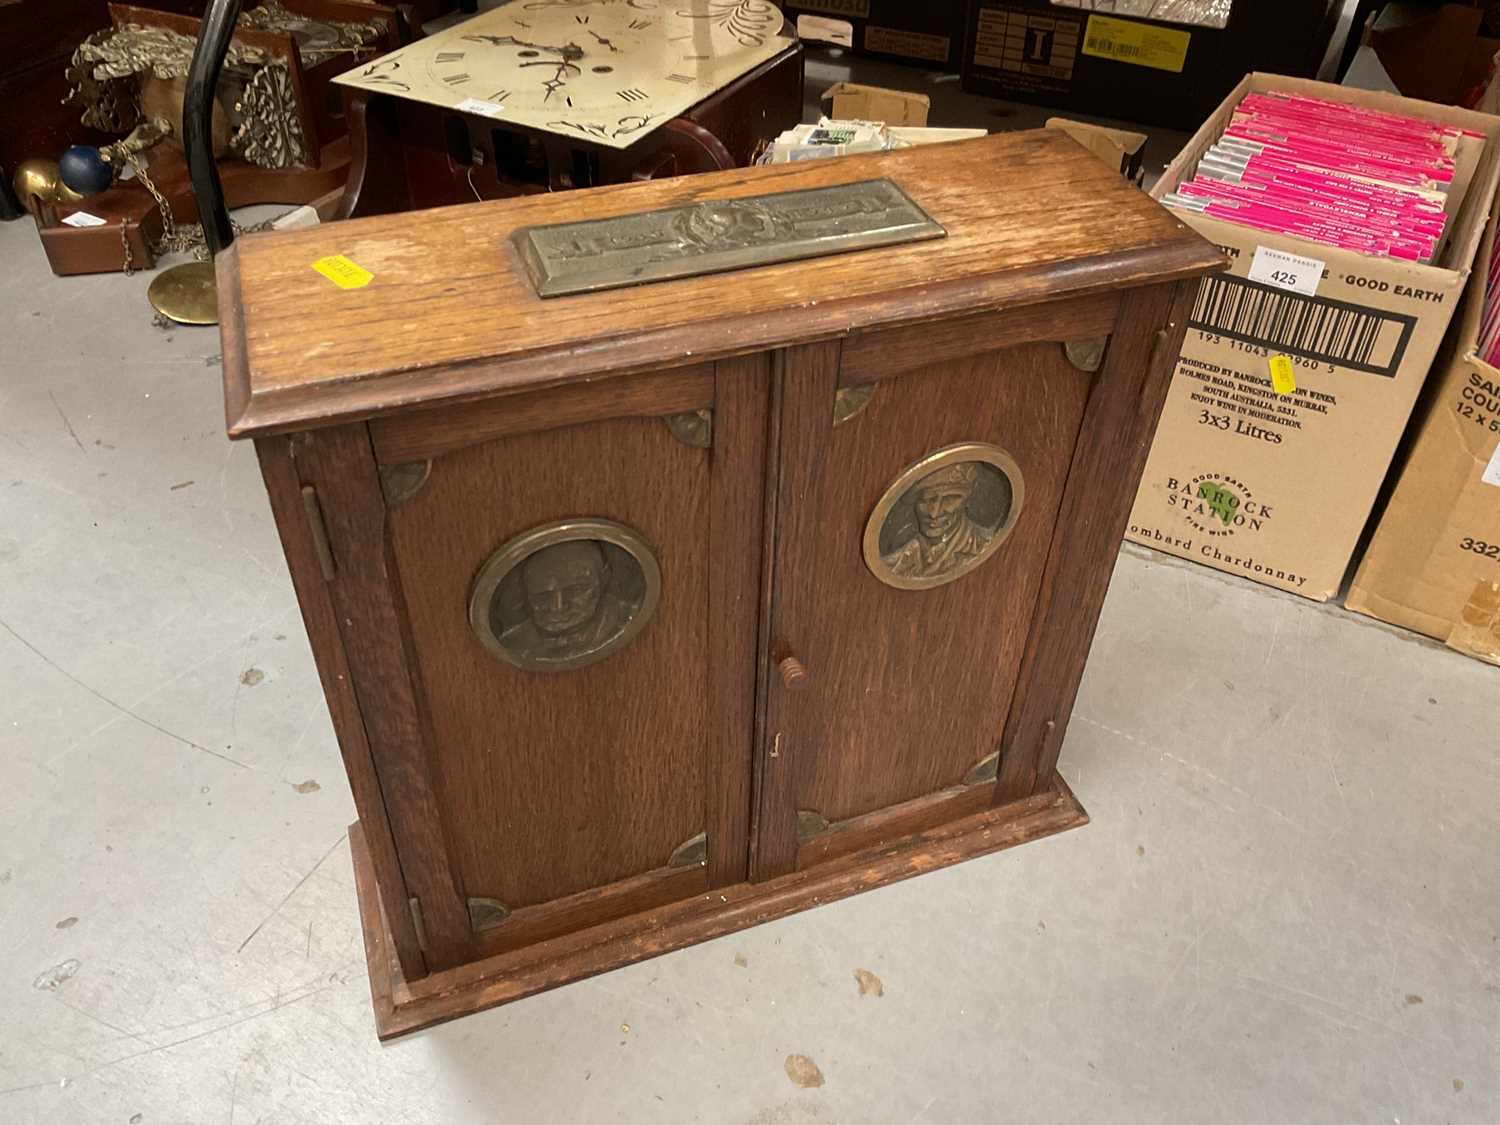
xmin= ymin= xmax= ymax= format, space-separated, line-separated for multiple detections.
xmin=754 ymin=338 xmax=1094 ymax=878
xmin=366 ymin=360 xmax=768 ymax=960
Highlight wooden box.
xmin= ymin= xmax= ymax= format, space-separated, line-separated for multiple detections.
xmin=218 ymin=131 xmax=1223 ymax=1038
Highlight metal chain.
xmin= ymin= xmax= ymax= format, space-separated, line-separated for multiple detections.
xmin=119 ymin=153 xmax=274 ymax=273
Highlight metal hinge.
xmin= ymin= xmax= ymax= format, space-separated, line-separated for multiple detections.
xmin=299 ymin=484 xmax=337 ymax=582
xmin=408 ymin=895 xmax=429 ymax=951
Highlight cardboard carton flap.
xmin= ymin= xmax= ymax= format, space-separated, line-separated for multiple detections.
xmin=820 ymin=82 xmax=931 ymax=127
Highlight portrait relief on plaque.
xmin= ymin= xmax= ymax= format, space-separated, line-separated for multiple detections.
xmin=864 ymin=443 xmax=1025 ymax=590
xmin=469 ymin=519 xmax=662 ymax=672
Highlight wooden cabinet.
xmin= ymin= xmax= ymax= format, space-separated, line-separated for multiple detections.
xmin=219 ymin=131 xmax=1223 ymax=1038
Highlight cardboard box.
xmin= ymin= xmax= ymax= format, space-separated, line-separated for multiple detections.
xmin=1045 ymin=117 xmax=1147 ymax=183
xmin=1123 ymin=73 xmax=1500 ymax=601
xmin=1346 ymin=191 xmax=1500 ymax=664
xmin=960 ymin=1 xmax=1339 ymax=129
xmin=821 ymin=82 xmax=931 ymax=126
xmin=780 ymin=1 xmax=965 ymax=69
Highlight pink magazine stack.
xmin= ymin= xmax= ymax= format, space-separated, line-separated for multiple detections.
xmin=1162 ymin=91 xmax=1485 ymax=265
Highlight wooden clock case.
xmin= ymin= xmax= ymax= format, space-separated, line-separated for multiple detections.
xmin=37 ymin=0 xmax=404 ymax=276
xmin=218 ymin=130 xmax=1224 ymax=1038
xmin=336 ymin=39 xmax=804 ymax=216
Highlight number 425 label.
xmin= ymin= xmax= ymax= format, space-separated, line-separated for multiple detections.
xmin=1249 ymin=246 xmax=1325 ymax=297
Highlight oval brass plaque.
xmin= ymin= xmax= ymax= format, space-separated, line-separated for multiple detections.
xmin=863 ymin=443 xmax=1024 ymax=591
xmin=469 ymin=518 xmax=661 ymax=673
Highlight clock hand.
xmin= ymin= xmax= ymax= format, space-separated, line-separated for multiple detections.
xmin=462 ymin=33 xmax=585 ymax=64
xmin=587 ymin=29 xmax=621 ymax=52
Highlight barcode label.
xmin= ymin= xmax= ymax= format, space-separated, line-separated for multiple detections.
xmin=1086 ymin=37 xmax=1145 ymax=57
xmin=1189 ymin=274 xmax=1416 ymax=377
xmin=1079 ymin=14 xmax=1189 ymax=71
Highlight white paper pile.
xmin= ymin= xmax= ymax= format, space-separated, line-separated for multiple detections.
xmin=1048 ymin=0 xmax=1233 ymax=30
xmin=762 ymin=118 xmax=987 ymax=164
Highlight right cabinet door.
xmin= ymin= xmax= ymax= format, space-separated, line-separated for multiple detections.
xmin=756 ymin=333 xmax=1095 ymax=878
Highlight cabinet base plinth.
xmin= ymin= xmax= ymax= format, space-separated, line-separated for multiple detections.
xmin=350 ymin=776 xmax=1088 ymax=1040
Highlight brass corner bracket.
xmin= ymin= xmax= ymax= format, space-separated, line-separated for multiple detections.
xmin=664 ymin=409 xmax=713 ymax=448
xmin=1063 ymin=336 xmax=1110 ymax=374
xmin=379 ymin=460 xmax=431 ymax=506
xmin=468 ymin=896 xmax=510 ymax=932
xmin=833 ymin=383 xmax=877 ymax=426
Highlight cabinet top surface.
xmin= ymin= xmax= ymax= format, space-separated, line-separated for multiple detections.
xmin=220 ymin=130 xmax=1224 ymax=437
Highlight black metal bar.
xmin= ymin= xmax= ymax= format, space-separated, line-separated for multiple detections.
xmin=183 ymin=0 xmax=244 ymax=256
xmin=0 ymin=164 xmax=23 ymax=221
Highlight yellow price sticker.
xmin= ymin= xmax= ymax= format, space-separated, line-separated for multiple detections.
xmin=311 ymin=254 xmax=374 ymax=290
xmin=1269 ymin=354 xmax=1297 ymax=396
xmin=1081 ymin=14 xmax=1191 ymax=73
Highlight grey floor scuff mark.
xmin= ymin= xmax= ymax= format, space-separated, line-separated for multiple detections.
xmin=0 ymin=616 xmax=251 ymax=770
xmin=33 ymin=960 xmax=81 ymax=991
xmin=46 ymin=391 xmax=86 ymax=454
xmin=235 ymin=832 xmax=348 ymax=954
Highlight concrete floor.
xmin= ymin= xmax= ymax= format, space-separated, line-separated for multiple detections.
xmin=3 ymin=101 xmax=1500 ymax=1124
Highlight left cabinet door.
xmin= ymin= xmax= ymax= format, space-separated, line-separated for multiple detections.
xmin=279 ymin=359 xmax=771 ymax=973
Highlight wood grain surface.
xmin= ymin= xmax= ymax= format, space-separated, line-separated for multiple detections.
xmin=785 ymin=341 xmax=1092 ymax=837
xmin=994 ymin=282 xmax=1196 ymax=803
xmin=353 ymin=777 xmax=1089 ymax=1039
xmin=750 ymin=341 xmax=841 ymax=881
xmin=257 ymin=437 xmax=427 ymax=980
xmin=289 ymin=424 xmax=474 ymax=970
xmin=220 ymin=130 xmax=1223 ymax=437
xmin=368 ymin=363 xmax=715 ymax=465
xmin=705 ymin=354 xmax=773 ymax=887
xmin=385 ymin=405 xmax=716 ymax=910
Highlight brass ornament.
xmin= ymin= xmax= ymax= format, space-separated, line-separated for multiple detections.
xmin=69 ymin=22 xmax=268 ymax=85
xmin=468 ymin=896 xmax=510 ymax=932
xmin=515 ymin=178 xmax=945 ymax=298
xmin=833 ymin=383 xmax=877 ymax=426
xmin=469 ymin=518 xmax=662 ymax=673
xmin=147 ymin=261 xmax=219 ymax=326
xmin=12 ymin=160 xmax=83 ymax=217
xmin=237 ymin=0 xmax=388 ymax=67
xmin=664 ymin=408 xmax=713 ymax=448
xmin=64 ymin=5 xmax=381 ymax=173
xmin=863 ymin=442 xmax=1024 ymax=591
xmin=1063 ymin=335 xmax=1109 ymax=373
xmin=233 ymin=61 xmax=309 ymax=169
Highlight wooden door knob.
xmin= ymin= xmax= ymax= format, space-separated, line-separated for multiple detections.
xmin=779 ymin=656 xmax=808 ymax=691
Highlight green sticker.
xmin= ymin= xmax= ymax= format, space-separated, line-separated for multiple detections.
xmin=1197 ymin=482 xmax=1240 ymax=527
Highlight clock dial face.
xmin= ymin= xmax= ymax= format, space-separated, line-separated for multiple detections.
xmin=334 ymin=0 xmax=788 ymax=150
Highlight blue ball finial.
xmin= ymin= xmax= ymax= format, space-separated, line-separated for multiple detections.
xmin=58 ymin=145 xmax=114 ymax=196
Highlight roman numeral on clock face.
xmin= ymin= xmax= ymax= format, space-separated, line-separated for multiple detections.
xmin=443 ymin=72 xmax=470 ymax=85
xmin=665 ymin=73 xmax=694 ymax=84
xmin=435 ymin=51 xmax=464 ymax=63
xmin=617 ymin=87 xmax=648 ymax=102
xmin=490 ymin=90 xmax=511 ymax=103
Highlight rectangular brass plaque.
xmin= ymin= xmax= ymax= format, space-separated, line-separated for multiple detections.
xmin=513 ymin=178 xmax=946 ymax=298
